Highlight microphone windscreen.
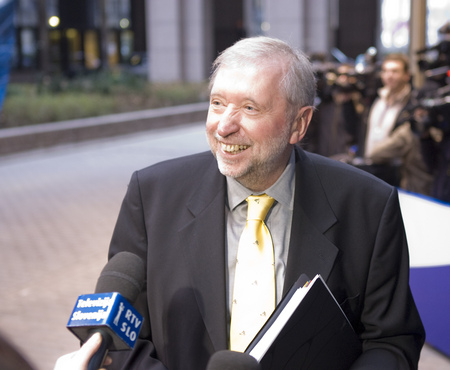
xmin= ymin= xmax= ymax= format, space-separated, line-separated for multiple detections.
xmin=207 ymin=350 xmax=261 ymax=370
xmin=95 ymin=251 xmax=145 ymax=303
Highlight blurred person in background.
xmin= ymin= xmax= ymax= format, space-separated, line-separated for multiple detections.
xmin=413 ymin=22 xmax=450 ymax=202
xmin=414 ymin=101 xmax=450 ymax=201
xmin=329 ymin=63 xmax=366 ymax=154
xmin=305 ymin=57 xmax=364 ymax=157
xmin=337 ymin=53 xmax=433 ymax=195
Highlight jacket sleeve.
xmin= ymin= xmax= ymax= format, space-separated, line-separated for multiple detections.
xmin=106 ymin=171 xmax=168 ymax=370
xmin=368 ymin=123 xmax=413 ymax=163
xmin=350 ymin=187 xmax=425 ymax=369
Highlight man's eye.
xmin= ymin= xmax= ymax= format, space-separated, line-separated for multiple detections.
xmin=245 ymin=105 xmax=255 ymax=111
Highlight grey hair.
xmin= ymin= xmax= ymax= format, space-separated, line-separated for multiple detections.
xmin=209 ymin=36 xmax=317 ymax=122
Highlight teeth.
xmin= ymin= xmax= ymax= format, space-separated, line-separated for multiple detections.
xmin=221 ymin=143 xmax=248 ymax=153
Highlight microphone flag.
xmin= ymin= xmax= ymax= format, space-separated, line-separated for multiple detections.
xmin=67 ymin=292 xmax=143 ymax=350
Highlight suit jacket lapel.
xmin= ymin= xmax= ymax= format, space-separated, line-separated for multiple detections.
xmin=178 ymin=155 xmax=228 ymax=351
xmin=283 ymin=147 xmax=339 ymax=295
xmin=176 ymin=148 xmax=341 ymax=348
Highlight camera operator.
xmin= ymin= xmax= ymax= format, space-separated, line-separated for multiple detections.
xmin=310 ymin=63 xmax=366 ymax=157
xmin=331 ymin=64 xmax=366 ymax=150
xmin=413 ymin=22 xmax=450 ymax=202
xmin=414 ymin=106 xmax=449 ymax=202
xmin=412 ymin=79 xmax=450 ymax=202
xmin=336 ymin=53 xmax=433 ymax=196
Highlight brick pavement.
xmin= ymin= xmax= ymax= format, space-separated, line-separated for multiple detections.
xmin=0 ymin=122 xmax=449 ymax=369
xmin=0 ymin=123 xmax=210 ymax=369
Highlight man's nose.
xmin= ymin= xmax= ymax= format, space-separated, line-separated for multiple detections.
xmin=217 ymin=106 xmax=240 ymax=137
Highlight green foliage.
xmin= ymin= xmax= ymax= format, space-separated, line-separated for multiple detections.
xmin=1 ymin=91 xmax=115 ymax=127
xmin=0 ymin=70 xmax=208 ymax=128
xmin=148 ymin=83 xmax=210 ymax=107
xmin=36 ymin=69 xmax=148 ymax=95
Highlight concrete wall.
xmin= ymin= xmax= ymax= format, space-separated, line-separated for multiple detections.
xmin=146 ymin=0 xmax=331 ymax=82
xmin=147 ymin=0 xmax=182 ymax=82
xmin=146 ymin=0 xmax=212 ymax=82
xmin=264 ymin=0 xmax=330 ymax=53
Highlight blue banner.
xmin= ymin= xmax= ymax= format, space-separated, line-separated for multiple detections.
xmin=399 ymin=190 xmax=450 ymax=356
xmin=0 ymin=0 xmax=15 ymax=113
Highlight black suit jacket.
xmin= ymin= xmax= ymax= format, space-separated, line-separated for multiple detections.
xmin=107 ymin=146 xmax=425 ymax=369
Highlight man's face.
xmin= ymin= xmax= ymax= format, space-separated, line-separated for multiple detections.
xmin=380 ymin=60 xmax=410 ymax=93
xmin=206 ymin=63 xmax=297 ymax=192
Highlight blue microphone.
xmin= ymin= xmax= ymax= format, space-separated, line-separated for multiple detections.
xmin=66 ymin=251 xmax=146 ymax=370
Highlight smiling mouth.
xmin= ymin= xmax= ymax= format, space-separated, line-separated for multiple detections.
xmin=221 ymin=143 xmax=249 ymax=154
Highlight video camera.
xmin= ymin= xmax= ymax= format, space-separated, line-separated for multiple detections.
xmin=411 ymin=30 xmax=450 ymax=134
xmin=417 ymin=40 xmax=450 ymax=80
xmin=312 ymin=47 xmax=380 ymax=103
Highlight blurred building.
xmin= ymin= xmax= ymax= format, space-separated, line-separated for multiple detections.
xmin=12 ymin=0 xmax=145 ymax=78
xmin=10 ymin=0 xmax=450 ymax=83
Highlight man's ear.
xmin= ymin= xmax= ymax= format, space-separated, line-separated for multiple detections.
xmin=289 ymin=106 xmax=314 ymax=144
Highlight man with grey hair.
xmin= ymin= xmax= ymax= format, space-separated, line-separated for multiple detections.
xmin=57 ymin=36 xmax=425 ymax=370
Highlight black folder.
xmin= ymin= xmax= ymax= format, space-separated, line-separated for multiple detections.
xmin=245 ymin=274 xmax=362 ymax=369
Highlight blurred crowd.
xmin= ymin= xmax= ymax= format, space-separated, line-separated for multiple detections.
xmin=305 ymin=22 xmax=450 ymax=203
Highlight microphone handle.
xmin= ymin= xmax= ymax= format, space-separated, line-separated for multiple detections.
xmin=87 ymin=329 xmax=112 ymax=370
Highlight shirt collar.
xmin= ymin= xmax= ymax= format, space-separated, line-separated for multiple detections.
xmin=226 ymin=149 xmax=296 ymax=211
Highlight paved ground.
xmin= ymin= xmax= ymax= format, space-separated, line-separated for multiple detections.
xmin=0 ymin=122 xmax=449 ymax=369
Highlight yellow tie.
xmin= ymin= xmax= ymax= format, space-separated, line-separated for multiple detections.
xmin=230 ymin=194 xmax=276 ymax=352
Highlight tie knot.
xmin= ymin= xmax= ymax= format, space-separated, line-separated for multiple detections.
xmin=246 ymin=194 xmax=275 ymax=221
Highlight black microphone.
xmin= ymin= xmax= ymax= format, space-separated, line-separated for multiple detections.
xmin=207 ymin=350 xmax=261 ymax=370
xmin=94 ymin=251 xmax=145 ymax=302
xmin=66 ymin=251 xmax=146 ymax=370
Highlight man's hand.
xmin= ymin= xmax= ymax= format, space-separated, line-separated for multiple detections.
xmin=54 ymin=333 xmax=112 ymax=370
